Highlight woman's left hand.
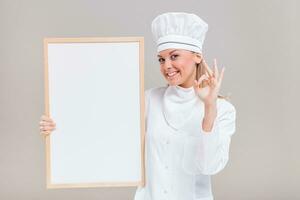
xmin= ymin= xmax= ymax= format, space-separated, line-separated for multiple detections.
xmin=193 ymin=58 xmax=225 ymax=105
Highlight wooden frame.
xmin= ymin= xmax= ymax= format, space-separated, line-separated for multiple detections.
xmin=43 ymin=37 xmax=145 ymax=189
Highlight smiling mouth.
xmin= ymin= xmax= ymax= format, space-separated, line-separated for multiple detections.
xmin=166 ymin=71 xmax=179 ymax=79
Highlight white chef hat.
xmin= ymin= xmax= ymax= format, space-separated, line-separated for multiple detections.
xmin=151 ymin=12 xmax=208 ymax=54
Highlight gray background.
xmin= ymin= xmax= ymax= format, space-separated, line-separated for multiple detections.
xmin=1 ymin=0 xmax=299 ymax=199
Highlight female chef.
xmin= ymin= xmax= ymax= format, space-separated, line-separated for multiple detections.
xmin=39 ymin=12 xmax=236 ymax=200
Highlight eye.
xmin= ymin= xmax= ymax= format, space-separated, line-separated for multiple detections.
xmin=158 ymin=58 xmax=165 ymax=64
xmin=170 ymin=54 xmax=179 ymax=60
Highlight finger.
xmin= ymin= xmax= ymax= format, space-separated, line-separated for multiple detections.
xmin=40 ymin=125 xmax=55 ymax=131
xmin=210 ymin=77 xmax=218 ymax=88
xmin=193 ymin=79 xmax=198 ymax=86
xmin=213 ymin=58 xmax=219 ymax=80
xmin=202 ymin=59 xmax=213 ymax=77
xmin=39 ymin=124 xmax=56 ymax=131
xmin=40 ymin=130 xmax=48 ymax=134
xmin=40 ymin=131 xmax=50 ymax=136
xmin=193 ymin=80 xmax=199 ymax=90
xmin=40 ymin=115 xmax=48 ymax=120
xmin=205 ymin=71 xmax=213 ymax=84
xmin=197 ymin=74 xmax=209 ymax=86
xmin=40 ymin=115 xmax=53 ymax=122
xmin=40 ymin=121 xmax=56 ymax=127
xmin=218 ymin=67 xmax=225 ymax=87
xmin=40 ymin=119 xmax=54 ymax=125
xmin=39 ymin=126 xmax=47 ymax=131
xmin=205 ymin=71 xmax=211 ymax=79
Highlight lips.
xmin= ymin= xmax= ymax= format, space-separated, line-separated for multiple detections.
xmin=166 ymin=71 xmax=179 ymax=78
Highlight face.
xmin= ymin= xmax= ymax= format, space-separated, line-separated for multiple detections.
xmin=157 ymin=49 xmax=202 ymax=88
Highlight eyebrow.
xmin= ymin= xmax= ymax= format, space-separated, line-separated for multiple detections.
xmin=157 ymin=50 xmax=179 ymax=58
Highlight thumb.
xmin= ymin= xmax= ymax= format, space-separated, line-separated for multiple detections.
xmin=193 ymin=80 xmax=198 ymax=90
xmin=198 ymin=74 xmax=208 ymax=86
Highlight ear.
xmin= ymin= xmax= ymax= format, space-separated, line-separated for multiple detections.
xmin=193 ymin=53 xmax=203 ymax=64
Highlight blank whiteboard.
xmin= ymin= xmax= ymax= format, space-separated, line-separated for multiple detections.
xmin=43 ymin=37 xmax=145 ymax=189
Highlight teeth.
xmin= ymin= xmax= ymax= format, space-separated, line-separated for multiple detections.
xmin=167 ymin=71 xmax=178 ymax=77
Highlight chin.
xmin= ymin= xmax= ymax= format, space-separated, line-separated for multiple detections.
xmin=167 ymin=80 xmax=181 ymax=86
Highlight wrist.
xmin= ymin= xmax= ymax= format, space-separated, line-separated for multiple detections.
xmin=202 ymin=104 xmax=217 ymax=133
xmin=204 ymin=103 xmax=217 ymax=120
xmin=204 ymin=102 xmax=217 ymax=112
xmin=204 ymin=98 xmax=217 ymax=107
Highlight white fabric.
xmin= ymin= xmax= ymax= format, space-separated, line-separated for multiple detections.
xmin=162 ymin=85 xmax=200 ymax=130
xmin=134 ymin=85 xmax=237 ymax=200
xmin=151 ymin=12 xmax=208 ymax=53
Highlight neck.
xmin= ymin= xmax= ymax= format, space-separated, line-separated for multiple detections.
xmin=178 ymin=82 xmax=193 ymax=88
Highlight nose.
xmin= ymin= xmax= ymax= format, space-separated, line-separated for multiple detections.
xmin=163 ymin=59 xmax=172 ymax=70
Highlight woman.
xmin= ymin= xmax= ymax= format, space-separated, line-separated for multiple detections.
xmin=39 ymin=12 xmax=236 ymax=200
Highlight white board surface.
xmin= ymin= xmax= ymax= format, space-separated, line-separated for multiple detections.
xmin=44 ymin=37 xmax=145 ymax=188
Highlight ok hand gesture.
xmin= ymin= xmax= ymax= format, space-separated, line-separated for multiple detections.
xmin=193 ymin=58 xmax=225 ymax=105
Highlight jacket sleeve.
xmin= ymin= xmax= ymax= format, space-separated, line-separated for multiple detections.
xmin=181 ymin=99 xmax=237 ymax=175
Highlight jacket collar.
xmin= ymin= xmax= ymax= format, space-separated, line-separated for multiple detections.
xmin=162 ymin=85 xmax=203 ymax=130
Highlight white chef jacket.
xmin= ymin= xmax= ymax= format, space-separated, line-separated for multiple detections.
xmin=134 ymin=85 xmax=236 ymax=200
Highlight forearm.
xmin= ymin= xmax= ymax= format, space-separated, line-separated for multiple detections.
xmin=202 ymin=102 xmax=217 ymax=133
xmin=183 ymin=101 xmax=236 ymax=175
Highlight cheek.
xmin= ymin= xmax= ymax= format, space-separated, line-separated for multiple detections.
xmin=186 ymin=59 xmax=195 ymax=66
xmin=178 ymin=60 xmax=195 ymax=75
xmin=160 ymin=67 xmax=165 ymax=75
